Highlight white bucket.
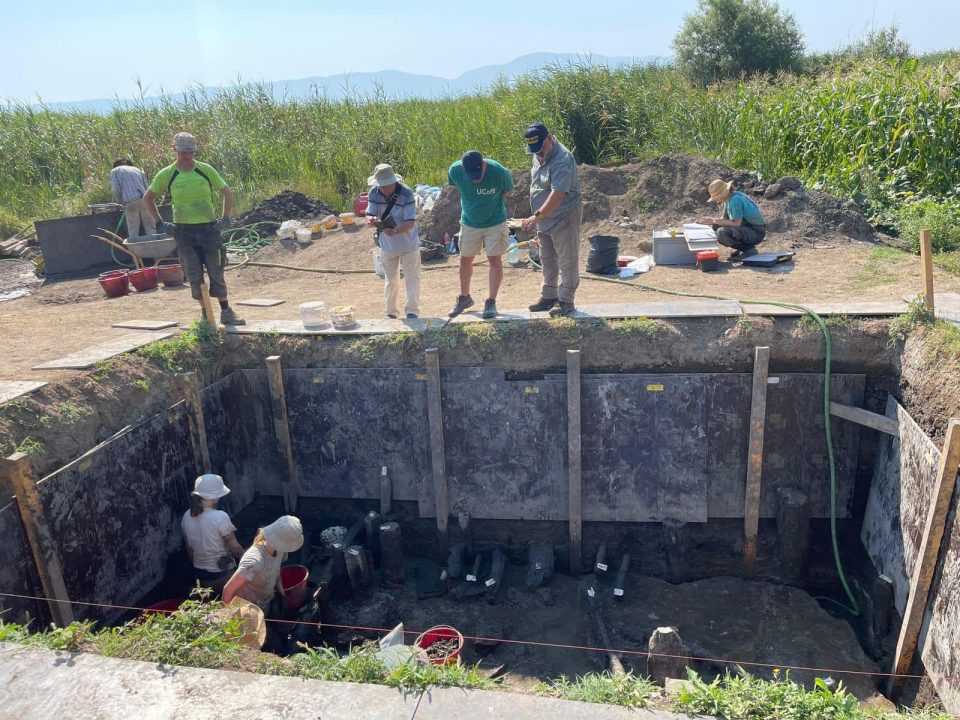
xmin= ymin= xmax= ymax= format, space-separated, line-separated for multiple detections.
xmin=295 ymin=227 xmax=313 ymax=244
xmin=299 ymin=301 xmax=328 ymax=329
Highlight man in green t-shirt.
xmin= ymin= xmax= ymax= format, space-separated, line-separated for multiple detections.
xmin=447 ymin=150 xmax=515 ymax=319
xmin=699 ymin=179 xmax=767 ymax=260
xmin=144 ymin=132 xmax=244 ymax=325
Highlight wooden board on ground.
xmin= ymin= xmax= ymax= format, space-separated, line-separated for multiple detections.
xmin=0 ymin=381 xmax=47 ymax=405
xmin=236 ymin=298 xmax=285 ymax=307
xmin=110 ymin=320 xmax=180 ymax=330
xmin=932 ymin=292 xmax=960 ymax=324
xmin=744 ymin=301 xmax=908 ymax=317
xmin=227 ymin=319 xmax=442 ymax=335
xmin=31 ymin=331 xmax=177 ymax=370
xmin=451 ymin=300 xmax=743 ymax=322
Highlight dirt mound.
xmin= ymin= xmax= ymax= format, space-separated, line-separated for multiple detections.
xmin=420 ymin=153 xmax=882 ymax=255
xmin=233 ymin=190 xmax=339 ymax=229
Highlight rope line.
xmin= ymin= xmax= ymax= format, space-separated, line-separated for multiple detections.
xmin=1 ymin=590 xmax=953 ymax=684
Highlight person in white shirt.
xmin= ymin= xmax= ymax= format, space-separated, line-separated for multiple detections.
xmin=109 ymin=159 xmax=156 ymax=237
xmin=222 ymin=515 xmax=303 ymax=612
xmin=181 ymin=474 xmax=244 ymax=594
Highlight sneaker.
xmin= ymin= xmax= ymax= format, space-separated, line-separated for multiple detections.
xmin=219 ymin=306 xmax=245 ymax=326
xmin=385 ymin=313 xmax=398 ymax=319
xmin=528 ymin=297 xmax=558 ymax=312
xmin=482 ymin=299 xmax=498 ymax=319
xmin=406 ymin=313 xmax=418 ymax=319
xmin=549 ymin=301 xmax=576 ymax=318
xmin=448 ymin=294 xmax=474 ymax=318
xmin=741 ymin=247 xmax=759 ymax=258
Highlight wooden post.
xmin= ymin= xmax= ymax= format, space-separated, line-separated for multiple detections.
xmin=919 ymin=229 xmax=935 ymax=314
xmin=567 ymin=349 xmax=583 ymax=575
xmin=2 ymin=453 xmax=75 ymax=627
xmin=744 ymin=346 xmax=770 ymax=572
xmin=265 ymin=355 xmax=299 ymax=513
xmin=380 ymin=466 xmax=392 ymax=517
xmin=199 ymin=282 xmax=219 ymax=327
xmin=425 ymin=348 xmax=449 ymax=553
xmin=888 ymin=419 xmax=960 ymax=697
xmin=458 ymin=511 xmax=475 ymax=561
xmin=178 ymin=371 xmax=211 ymax=474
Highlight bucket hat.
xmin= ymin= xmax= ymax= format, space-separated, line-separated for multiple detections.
xmin=173 ymin=132 xmax=198 ymax=152
xmin=367 ymin=163 xmax=403 ymax=188
xmin=708 ymin=179 xmax=734 ymax=202
xmin=193 ymin=473 xmax=230 ymax=500
xmin=263 ymin=515 xmax=304 ymax=553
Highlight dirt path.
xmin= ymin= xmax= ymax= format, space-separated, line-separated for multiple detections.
xmin=1 ymin=229 xmax=956 ymax=380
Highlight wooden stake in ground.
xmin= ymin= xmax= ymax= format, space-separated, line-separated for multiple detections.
xmin=380 ymin=466 xmax=392 ymax=517
xmin=265 ymin=355 xmax=300 ymax=513
xmin=199 ymin=282 xmax=219 ymax=327
xmin=567 ymin=349 xmax=583 ymax=575
xmin=425 ymin=348 xmax=450 ymax=553
xmin=919 ymin=228 xmax=935 ymax=314
xmin=177 ymin=371 xmax=211 ymax=474
xmin=1 ymin=453 xmax=75 ymax=627
xmin=744 ymin=346 xmax=770 ymax=572
xmin=888 ymin=418 xmax=960 ymax=697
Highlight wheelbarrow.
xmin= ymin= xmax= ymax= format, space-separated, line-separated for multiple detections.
xmin=90 ymin=228 xmax=177 ymax=270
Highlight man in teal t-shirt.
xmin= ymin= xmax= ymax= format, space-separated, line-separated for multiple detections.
xmin=447 ymin=151 xmax=515 ymax=319
xmin=699 ymin=178 xmax=768 ymax=260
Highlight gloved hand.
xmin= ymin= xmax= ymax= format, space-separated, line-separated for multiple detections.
xmin=214 ymin=217 xmax=231 ymax=231
xmin=155 ymin=219 xmax=172 ymax=235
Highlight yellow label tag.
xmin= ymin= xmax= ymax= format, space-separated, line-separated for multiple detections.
xmin=415 ymin=373 xmax=427 ymax=381
xmin=647 ymin=384 xmax=664 ymax=392
xmin=524 ymin=386 xmax=539 ymax=394
xmin=313 ymin=377 xmax=325 ymax=384
xmin=78 ymin=458 xmax=92 ymax=472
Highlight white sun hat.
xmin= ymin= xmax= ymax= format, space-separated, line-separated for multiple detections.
xmin=193 ymin=473 xmax=230 ymax=500
xmin=263 ymin=515 xmax=304 ymax=553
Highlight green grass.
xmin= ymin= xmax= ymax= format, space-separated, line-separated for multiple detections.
xmin=133 ymin=379 xmax=150 ymax=392
xmin=535 ymin=672 xmax=658 ymax=707
xmin=3 ymin=55 xmax=960 ymax=240
xmin=90 ymin=360 xmax=116 ymax=382
xmin=888 ymin=296 xmax=936 ymax=345
xmin=933 ymin=252 xmax=960 ymax=277
xmin=674 ymin=671 xmax=951 ymax=720
xmin=58 ymin=401 xmax=89 ymax=423
xmin=852 ymin=246 xmax=912 ymax=288
xmin=14 ymin=436 xmax=44 ymax=457
xmin=137 ymin=321 xmax=220 ymax=372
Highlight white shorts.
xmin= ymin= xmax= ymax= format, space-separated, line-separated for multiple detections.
xmin=459 ymin=221 xmax=509 ymax=257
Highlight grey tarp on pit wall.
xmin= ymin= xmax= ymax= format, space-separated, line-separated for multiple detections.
xmin=862 ymin=397 xmax=960 ymax=714
xmin=34 ymin=404 xmax=194 ymax=623
xmin=0 ymin=502 xmax=46 ymax=624
xmin=255 ymin=368 xmax=863 ymax=522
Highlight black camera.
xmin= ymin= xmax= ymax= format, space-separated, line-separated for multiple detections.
xmin=375 ymin=215 xmax=398 ymax=232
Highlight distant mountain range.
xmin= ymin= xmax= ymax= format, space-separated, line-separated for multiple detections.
xmin=38 ymin=52 xmax=665 ymax=114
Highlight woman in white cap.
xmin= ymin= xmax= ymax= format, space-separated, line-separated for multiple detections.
xmin=222 ymin=515 xmax=304 ymax=611
xmin=181 ymin=474 xmax=244 ymax=593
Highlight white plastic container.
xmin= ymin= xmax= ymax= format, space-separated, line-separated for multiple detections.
xmin=295 ymin=227 xmax=313 ymax=244
xmin=299 ymin=301 xmax=328 ymax=329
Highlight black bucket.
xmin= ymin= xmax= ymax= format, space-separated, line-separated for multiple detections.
xmin=586 ymin=235 xmax=620 ymax=275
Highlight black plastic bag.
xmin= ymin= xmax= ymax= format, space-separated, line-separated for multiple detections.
xmin=586 ymin=235 xmax=620 ymax=275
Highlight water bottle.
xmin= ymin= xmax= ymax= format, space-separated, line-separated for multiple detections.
xmin=443 ymin=232 xmax=453 ymax=255
xmin=507 ymin=234 xmax=519 ymax=265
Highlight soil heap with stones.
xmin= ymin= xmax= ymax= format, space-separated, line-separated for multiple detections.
xmin=233 ymin=190 xmax=339 ymax=228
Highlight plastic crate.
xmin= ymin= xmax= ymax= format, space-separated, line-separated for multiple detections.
xmin=652 ymin=231 xmax=697 ymax=265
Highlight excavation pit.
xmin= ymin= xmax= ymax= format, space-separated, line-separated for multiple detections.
xmin=1 ymin=314 xmax=957 ymax=712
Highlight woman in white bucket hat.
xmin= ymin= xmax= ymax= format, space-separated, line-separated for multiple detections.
xmin=181 ymin=474 xmax=244 ymax=593
xmin=223 ymin=515 xmax=303 ymax=611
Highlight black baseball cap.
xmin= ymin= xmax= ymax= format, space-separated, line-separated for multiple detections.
xmin=462 ymin=150 xmax=483 ymax=180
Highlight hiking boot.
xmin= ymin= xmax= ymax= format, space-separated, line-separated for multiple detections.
xmin=549 ymin=301 xmax=576 ymax=318
xmin=385 ymin=312 xmax=398 ymax=319
xmin=219 ymin=306 xmax=245 ymax=326
xmin=448 ymin=294 xmax=474 ymax=318
xmin=528 ymin=297 xmax=558 ymax=312
xmin=482 ymin=299 xmax=498 ymax=319
xmin=740 ymin=246 xmax=759 ymax=258
xmin=406 ymin=313 xmax=418 ymax=319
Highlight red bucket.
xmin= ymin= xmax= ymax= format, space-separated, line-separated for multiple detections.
xmin=98 ymin=270 xmax=129 ymax=298
xmin=128 ymin=266 xmax=158 ymax=291
xmin=157 ymin=262 xmax=184 ymax=286
xmin=142 ymin=598 xmax=184 ymax=616
xmin=414 ymin=625 xmax=464 ymax=665
xmin=280 ymin=565 xmax=309 ymax=611
xmin=354 ymin=192 xmax=369 ymax=215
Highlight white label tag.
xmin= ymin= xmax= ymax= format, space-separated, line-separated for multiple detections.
xmin=596 ymin=563 xmax=608 ymax=572
xmin=614 ymin=588 xmax=624 ymax=597
xmin=440 ymin=570 xmax=448 ymax=581
xmin=466 ymin=574 xmax=477 ymax=582
xmin=767 ymin=377 xmax=780 ymax=384
xmin=535 ymin=562 xmax=542 ymax=570
xmin=348 ymin=548 xmax=360 ymax=556
xmin=587 ymin=587 xmax=595 ymax=598
xmin=485 ymin=578 xmax=496 ymax=587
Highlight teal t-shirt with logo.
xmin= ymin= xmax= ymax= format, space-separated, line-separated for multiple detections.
xmin=724 ymin=191 xmax=766 ymax=225
xmin=448 ymin=158 xmax=515 ymax=228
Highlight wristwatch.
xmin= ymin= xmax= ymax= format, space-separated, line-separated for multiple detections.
xmin=534 ymin=210 xmax=542 ymax=218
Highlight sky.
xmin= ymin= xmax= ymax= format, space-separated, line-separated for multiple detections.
xmin=2 ymin=0 xmax=958 ymax=103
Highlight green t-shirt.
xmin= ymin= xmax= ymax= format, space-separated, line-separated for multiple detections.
xmin=448 ymin=158 xmax=515 ymax=228
xmin=149 ymin=161 xmax=227 ymax=224
xmin=723 ymin=191 xmax=766 ymax=225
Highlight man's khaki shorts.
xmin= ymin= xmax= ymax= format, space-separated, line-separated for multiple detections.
xmin=459 ymin=221 xmax=509 ymax=257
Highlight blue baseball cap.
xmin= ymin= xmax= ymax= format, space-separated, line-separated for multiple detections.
xmin=524 ymin=123 xmax=549 ymax=154
xmin=462 ymin=150 xmax=483 ymax=181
